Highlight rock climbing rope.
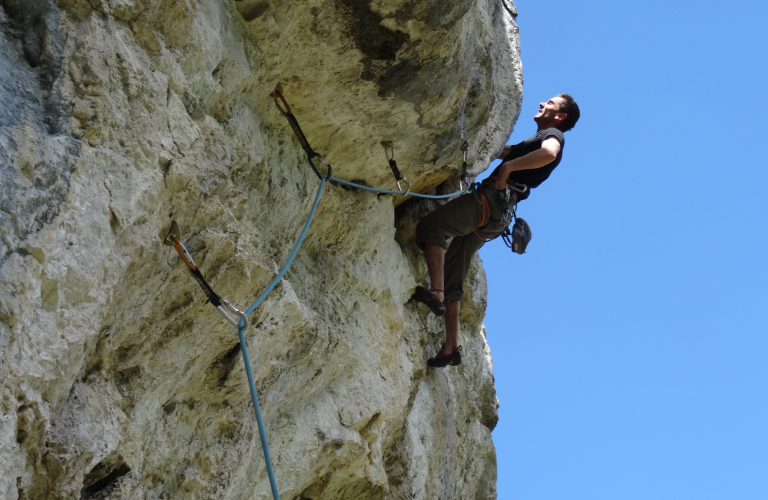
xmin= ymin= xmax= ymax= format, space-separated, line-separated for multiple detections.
xmin=164 ymin=167 xmax=330 ymax=500
xmin=271 ymin=88 xmax=472 ymax=199
xmin=164 ymin=88 xmax=472 ymax=500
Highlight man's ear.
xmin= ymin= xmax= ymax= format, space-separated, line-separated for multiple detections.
xmin=554 ymin=112 xmax=567 ymax=124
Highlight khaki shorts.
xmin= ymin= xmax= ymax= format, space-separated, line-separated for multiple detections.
xmin=415 ymin=184 xmax=512 ymax=302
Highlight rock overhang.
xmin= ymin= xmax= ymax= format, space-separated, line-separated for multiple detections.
xmin=0 ymin=0 xmax=521 ymax=498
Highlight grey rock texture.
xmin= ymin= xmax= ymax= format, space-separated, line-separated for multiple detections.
xmin=0 ymin=0 xmax=522 ymax=498
xmin=0 ymin=0 xmax=80 ymax=263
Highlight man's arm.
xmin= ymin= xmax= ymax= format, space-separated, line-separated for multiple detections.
xmin=493 ymin=137 xmax=561 ymax=189
xmin=497 ymin=145 xmax=512 ymax=159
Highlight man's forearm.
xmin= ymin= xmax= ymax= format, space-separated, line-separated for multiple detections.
xmin=494 ymin=148 xmax=556 ymax=188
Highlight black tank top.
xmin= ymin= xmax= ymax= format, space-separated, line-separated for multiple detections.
xmin=484 ymin=128 xmax=565 ymax=200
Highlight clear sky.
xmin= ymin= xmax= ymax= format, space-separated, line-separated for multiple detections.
xmin=478 ymin=1 xmax=768 ymax=499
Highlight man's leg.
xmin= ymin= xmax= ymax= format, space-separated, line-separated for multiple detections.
xmin=423 ymin=243 xmax=445 ymax=302
xmin=431 ymin=233 xmax=485 ymax=359
xmin=425 ymin=185 xmax=509 ymax=363
xmin=415 ymin=193 xmax=483 ymax=305
xmin=443 ymin=300 xmax=460 ymax=353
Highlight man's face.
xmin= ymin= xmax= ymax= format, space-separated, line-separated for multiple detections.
xmin=534 ymin=96 xmax=566 ymax=125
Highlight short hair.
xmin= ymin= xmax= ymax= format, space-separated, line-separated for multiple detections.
xmin=556 ymin=93 xmax=580 ymax=132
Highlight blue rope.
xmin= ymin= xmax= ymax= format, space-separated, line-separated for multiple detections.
xmin=230 ymin=171 xmax=465 ymax=500
xmin=329 ymin=176 xmax=469 ymax=199
xmin=236 ymin=323 xmax=281 ymax=500
xmin=235 ymin=176 xmax=327 ymax=500
xmin=243 ymin=176 xmax=327 ymax=317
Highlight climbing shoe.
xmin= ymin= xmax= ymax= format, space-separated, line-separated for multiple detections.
xmin=427 ymin=345 xmax=462 ymax=368
xmin=412 ymin=286 xmax=445 ymax=316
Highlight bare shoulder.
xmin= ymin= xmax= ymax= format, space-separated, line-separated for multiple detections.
xmin=541 ymin=136 xmax=561 ymax=155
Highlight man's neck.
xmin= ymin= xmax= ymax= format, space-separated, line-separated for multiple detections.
xmin=535 ymin=119 xmax=558 ymax=132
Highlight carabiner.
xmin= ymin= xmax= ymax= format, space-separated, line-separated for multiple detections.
xmin=165 ymin=221 xmax=198 ymax=271
xmin=460 ymin=142 xmax=470 ymax=190
xmin=398 ymin=178 xmax=412 ymax=197
xmin=217 ymin=298 xmax=249 ymax=330
xmin=270 ymin=84 xmax=292 ymax=116
xmin=316 ymin=155 xmax=334 ymax=180
xmin=381 ymin=141 xmax=395 ymax=160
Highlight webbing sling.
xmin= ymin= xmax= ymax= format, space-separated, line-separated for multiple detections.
xmin=271 ymin=90 xmax=323 ymax=180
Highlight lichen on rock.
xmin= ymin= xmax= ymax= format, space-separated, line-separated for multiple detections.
xmin=0 ymin=0 xmax=522 ymax=498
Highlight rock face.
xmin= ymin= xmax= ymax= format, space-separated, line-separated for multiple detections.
xmin=0 ymin=0 xmax=522 ymax=498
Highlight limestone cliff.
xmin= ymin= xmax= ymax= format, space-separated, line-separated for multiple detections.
xmin=0 ymin=0 xmax=522 ymax=498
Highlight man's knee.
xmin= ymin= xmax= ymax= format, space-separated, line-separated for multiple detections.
xmin=442 ymin=232 xmax=483 ymax=303
xmin=415 ymin=216 xmax=450 ymax=250
xmin=415 ymin=194 xmax=480 ymax=250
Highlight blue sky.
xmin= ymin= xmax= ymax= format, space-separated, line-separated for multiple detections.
xmin=478 ymin=1 xmax=768 ymax=498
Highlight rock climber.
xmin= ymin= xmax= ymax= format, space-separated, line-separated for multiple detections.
xmin=412 ymin=94 xmax=580 ymax=367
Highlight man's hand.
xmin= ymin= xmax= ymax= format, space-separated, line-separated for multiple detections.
xmin=493 ymin=137 xmax=561 ymax=189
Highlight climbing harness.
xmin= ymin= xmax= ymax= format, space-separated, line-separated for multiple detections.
xmin=466 ymin=183 xmax=532 ymax=253
xmin=470 ymin=184 xmax=492 ymax=242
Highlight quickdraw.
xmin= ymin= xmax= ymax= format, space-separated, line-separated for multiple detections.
xmin=272 ymin=87 xmax=471 ymax=198
xmin=460 ymin=142 xmax=470 ymax=186
xmin=271 ymin=84 xmax=322 ymax=180
xmin=381 ymin=141 xmax=412 ymax=195
xmin=163 ymin=221 xmax=249 ymax=327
